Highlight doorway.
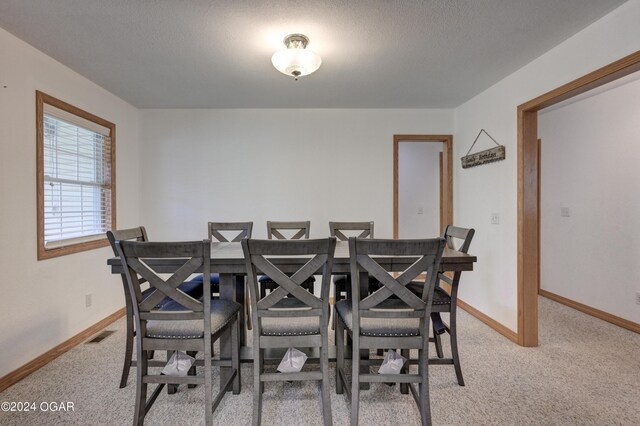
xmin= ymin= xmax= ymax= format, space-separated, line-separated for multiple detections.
xmin=517 ymin=50 xmax=640 ymax=347
xmin=393 ymin=135 xmax=453 ymax=238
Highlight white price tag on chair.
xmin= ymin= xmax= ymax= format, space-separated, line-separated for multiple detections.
xmin=161 ymin=351 xmax=195 ymax=377
xmin=277 ymin=348 xmax=308 ymax=373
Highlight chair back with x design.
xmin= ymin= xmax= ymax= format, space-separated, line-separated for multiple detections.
xmin=329 ymin=221 xmax=374 ymax=241
xmin=208 ymin=221 xmax=253 ymax=242
xmin=266 ymin=221 xmax=311 ymax=240
xmin=350 ymin=237 xmax=446 ymax=331
xmin=117 ymin=241 xmax=210 ymax=326
xmin=243 ymin=238 xmax=336 ymax=318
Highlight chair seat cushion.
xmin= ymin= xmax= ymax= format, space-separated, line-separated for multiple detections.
xmin=190 ymin=273 xmax=220 ymax=285
xmin=146 ymin=299 xmax=241 ymax=339
xmin=407 ymin=282 xmax=451 ymax=305
xmin=335 ymin=300 xmax=421 ymax=337
xmin=261 ymin=316 xmax=320 ymax=336
xmin=155 ymin=279 xmax=205 ymax=309
xmin=257 ymin=293 xmax=321 ymax=336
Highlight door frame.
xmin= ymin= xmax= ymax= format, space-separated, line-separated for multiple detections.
xmin=393 ymin=135 xmax=453 ymax=238
xmin=517 ymin=50 xmax=640 ymax=347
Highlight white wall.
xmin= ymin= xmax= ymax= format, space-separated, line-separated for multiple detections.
xmin=0 ymin=27 xmax=141 ymax=377
xmin=539 ymin=74 xmax=640 ymax=324
xmin=139 ymin=109 xmax=453 ymax=241
xmin=453 ymin=0 xmax=640 ymax=331
xmin=398 ymin=142 xmax=442 ymax=238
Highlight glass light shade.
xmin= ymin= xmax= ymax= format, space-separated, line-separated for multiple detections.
xmin=271 ymin=48 xmax=322 ymax=78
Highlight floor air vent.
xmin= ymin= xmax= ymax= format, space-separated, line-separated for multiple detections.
xmin=86 ymin=330 xmax=116 ymax=343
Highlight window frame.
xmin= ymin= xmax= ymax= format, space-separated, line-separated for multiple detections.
xmin=36 ymin=90 xmax=116 ymax=260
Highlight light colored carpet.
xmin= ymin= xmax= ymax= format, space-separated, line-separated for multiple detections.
xmin=1 ymin=296 xmax=639 ymax=425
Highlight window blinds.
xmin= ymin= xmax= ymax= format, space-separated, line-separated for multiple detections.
xmin=42 ymin=108 xmax=112 ymax=248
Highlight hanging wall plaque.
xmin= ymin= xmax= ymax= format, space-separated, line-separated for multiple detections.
xmin=461 ymin=129 xmax=506 ymax=168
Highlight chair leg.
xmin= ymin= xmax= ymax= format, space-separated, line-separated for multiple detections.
xmin=351 ymin=338 xmax=360 ymax=426
xmin=245 ymin=291 xmax=253 ymax=331
xmin=335 ymin=319 xmax=344 ymax=394
xmin=418 ymin=348 xmax=432 ymax=426
xmin=134 ymin=350 xmax=148 ymax=426
xmin=204 ymin=340 xmax=213 ymax=425
xmin=232 ymin=316 xmax=241 ymax=394
xmin=120 ymin=309 xmax=135 ymax=388
xmin=433 ymin=323 xmax=444 ymax=359
xmin=187 ymin=351 xmax=197 ymax=389
xmin=359 ymin=348 xmax=370 ymax=390
xmin=400 ymin=349 xmax=410 ymax=394
xmin=252 ymin=348 xmax=263 ymax=426
xmin=166 ymin=351 xmax=178 ymax=394
xmin=450 ymin=309 xmax=465 ymax=386
xmin=320 ymin=345 xmax=333 ymax=426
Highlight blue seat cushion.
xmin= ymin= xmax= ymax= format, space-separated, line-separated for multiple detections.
xmin=155 ymin=279 xmax=204 ymax=309
xmin=407 ymin=282 xmax=451 ymax=305
xmin=190 ymin=273 xmax=220 ymax=285
xmin=259 ymin=275 xmax=316 ymax=285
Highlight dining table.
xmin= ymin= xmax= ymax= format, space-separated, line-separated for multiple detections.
xmin=108 ymin=240 xmax=477 ymax=391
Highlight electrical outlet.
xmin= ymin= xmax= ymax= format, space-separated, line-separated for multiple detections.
xmin=417 ymin=207 xmax=424 ymax=215
xmin=561 ymin=207 xmax=571 ymax=217
xmin=636 ymin=292 xmax=640 ymax=306
xmin=491 ymin=213 xmax=500 ymax=225
xmin=85 ymin=293 xmax=92 ymax=308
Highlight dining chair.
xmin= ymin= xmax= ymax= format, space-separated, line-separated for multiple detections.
xmin=242 ymin=237 xmax=336 ymax=426
xmin=335 ymin=237 xmax=445 ymax=426
xmin=259 ymin=221 xmax=315 ymax=298
xmin=106 ymin=227 xmax=204 ymax=389
xmin=190 ymin=221 xmax=254 ymax=295
xmin=329 ymin=221 xmax=376 ymax=301
xmin=116 ymin=239 xmax=241 ymax=425
xmin=407 ymin=225 xmax=475 ymax=386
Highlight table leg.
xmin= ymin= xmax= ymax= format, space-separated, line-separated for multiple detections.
xmin=219 ymin=272 xmax=235 ymax=391
xmin=235 ymin=275 xmax=246 ymax=346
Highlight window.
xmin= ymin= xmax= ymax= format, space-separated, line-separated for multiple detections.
xmin=36 ymin=91 xmax=116 ymax=259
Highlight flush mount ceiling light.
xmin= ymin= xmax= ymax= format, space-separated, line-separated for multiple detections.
xmin=271 ymin=34 xmax=322 ymax=80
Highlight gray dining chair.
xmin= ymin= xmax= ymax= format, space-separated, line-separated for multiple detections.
xmin=259 ymin=221 xmax=315 ymax=298
xmin=329 ymin=221 xmax=376 ymax=301
xmin=335 ymin=237 xmax=445 ymax=426
xmin=106 ymin=227 xmax=204 ymax=389
xmin=242 ymin=237 xmax=336 ymax=426
xmin=408 ymin=225 xmax=475 ymax=386
xmin=116 ymin=239 xmax=240 ymax=425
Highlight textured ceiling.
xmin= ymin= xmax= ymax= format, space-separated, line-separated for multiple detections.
xmin=0 ymin=0 xmax=628 ymax=108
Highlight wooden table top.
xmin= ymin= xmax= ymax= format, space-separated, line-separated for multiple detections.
xmin=108 ymin=240 xmax=476 ymax=273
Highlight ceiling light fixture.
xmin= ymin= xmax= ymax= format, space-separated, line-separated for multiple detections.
xmin=271 ymin=34 xmax=321 ymax=80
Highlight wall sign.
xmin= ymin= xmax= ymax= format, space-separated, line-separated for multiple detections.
xmin=461 ymin=129 xmax=506 ymax=168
